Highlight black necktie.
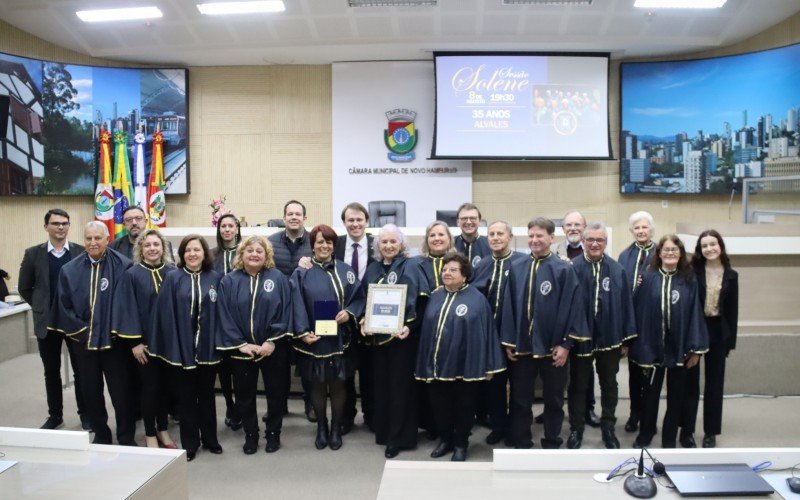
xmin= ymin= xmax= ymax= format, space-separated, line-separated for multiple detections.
xmin=352 ymin=243 xmax=360 ymax=278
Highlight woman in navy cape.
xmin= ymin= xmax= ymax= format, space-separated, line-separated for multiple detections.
xmin=216 ymin=235 xmax=292 ymax=455
xmin=415 ymin=252 xmax=505 ymax=462
xmin=149 ymin=234 xmax=223 ymax=461
xmin=111 ymin=229 xmax=178 ymax=449
xmin=290 ymin=224 xmax=365 ymax=451
xmin=360 ymin=224 xmax=424 ymax=459
xmin=630 ymin=234 xmax=708 ymax=449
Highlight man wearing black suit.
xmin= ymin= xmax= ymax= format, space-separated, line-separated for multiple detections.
xmin=18 ymin=209 xmax=88 ymax=430
xmin=337 ymin=202 xmax=375 ymax=433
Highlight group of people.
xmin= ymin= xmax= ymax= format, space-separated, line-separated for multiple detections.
xmin=17 ymin=201 xmax=738 ymax=463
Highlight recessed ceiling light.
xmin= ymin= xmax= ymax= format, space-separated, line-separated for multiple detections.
xmin=197 ymin=1 xmax=286 ymax=15
xmin=348 ymin=0 xmax=437 ymax=6
xmin=76 ymin=6 xmax=163 ymax=23
xmin=634 ymin=0 xmax=726 ymax=8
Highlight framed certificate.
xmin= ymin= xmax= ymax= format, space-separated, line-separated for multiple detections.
xmin=314 ymin=300 xmax=339 ymax=336
xmin=364 ymin=284 xmax=407 ymax=335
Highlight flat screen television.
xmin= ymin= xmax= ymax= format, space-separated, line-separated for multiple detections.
xmin=619 ymin=42 xmax=800 ymax=195
xmin=431 ymin=51 xmax=611 ymax=160
xmin=0 ymin=51 xmax=188 ymax=196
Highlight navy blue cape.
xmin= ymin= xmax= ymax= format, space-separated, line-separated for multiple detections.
xmin=111 ymin=262 xmax=177 ymax=346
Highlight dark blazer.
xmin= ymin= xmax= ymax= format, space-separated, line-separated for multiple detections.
xmin=334 ymin=234 xmax=375 ymax=270
xmin=18 ymin=241 xmax=85 ymax=339
xmin=695 ymin=265 xmax=739 ymax=354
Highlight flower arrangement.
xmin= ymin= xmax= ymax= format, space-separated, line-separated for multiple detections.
xmin=209 ymin=194 xmax=231 ymax=227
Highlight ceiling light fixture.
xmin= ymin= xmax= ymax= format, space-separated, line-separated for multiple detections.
xmin=197 ymin=1 xmax=286 ymax=16
xmin=634 ymin=0 xmax=726 ymax=8
xmin=347 ymin=0 xmax=437 ymax=7
xmin=76 ymin=6 xmax=163 ymax=23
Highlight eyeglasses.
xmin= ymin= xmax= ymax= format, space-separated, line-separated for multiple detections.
xmin=123 ymin=216 xmax=145 ymax=224
xmin=458 ymin=216 xmax=478 ymax=222
xmin=584 ymin=238 xmax=606 ymax=244
xmin=660 ymin=248 xmax=680 ymax=255
xmin=49 ymin=222 xmax=71 ymax=228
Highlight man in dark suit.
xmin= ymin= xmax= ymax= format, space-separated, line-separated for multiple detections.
xmin=336 ymin=202 xmax=375 ymax=433
xmin=18 ymin=208 xmax=88 ymax=430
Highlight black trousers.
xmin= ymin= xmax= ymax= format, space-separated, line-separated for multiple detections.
xmin=568 ymin=350 xmax=621 ymax=433
xmin=428 ymin=381 xmax=481 ymax=448
xmin=136 ymin=357 xmax=170 ymax=436
xmin=346 ymin=340 xmax=374 ymax=426
xmin=230 ymin=340 xmax=290 ymax=438
xmin=509 ymin=356 xmax=568 ymax=448
xmin=173 ymin=364 xmax=219 ymax=452
xmin=217 ymin=357 xmax=238 ymax=421
xmin=628 ymin=358 xmax=646 ymax=419
xmin=484 ymin=369 xmax=509 ymax=436
xmin=372 ymin=338 xmax=418 ymax=449
xmin=703 ymin=317 xmax=727 ymax=436
xmin=638 ymin=364 xmax=700 ymax=447
xmin=76 ymin=343 xmax=135 ymax=444
xmin=38 ymin=332 xmax=86 ymax=419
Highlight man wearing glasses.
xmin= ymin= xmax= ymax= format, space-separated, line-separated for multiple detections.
xmin=18 ymin=209 xmax=88 ymax=430
xmin=566 ymin=222 xmax=637 ymax=450
xmin=454 ymin=203 xmax=490 ymax=267
xmin=109 ymin=206 xmax=148 ymax=260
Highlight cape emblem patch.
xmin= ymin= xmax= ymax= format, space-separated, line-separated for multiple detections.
xmin=602 ymin=277 xmax=611 ymax=292
xmin=387 ymin=272 xmax=398 ymax=284
xmin=540 ymin=280 xmax=552 ymax=296
xmin=209 ymin=288 xmax=217 ymax=302
xmin=455 ymin=304 xmax=469 ymax=317
xmin=100 ymin=278 xmax=109 ymax=291
xmin=264 ymin=279 xmax=275 ymax=293
xmin=347 ymin=270 xmax=356 ymax=285
xmin=472 ymin=256 xmax=482 ymax=266
xmin=671 ymin=290 xmax=680 ymax=304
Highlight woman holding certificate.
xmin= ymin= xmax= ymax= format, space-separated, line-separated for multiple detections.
xmin=415 ymin=253 xmax=506 ymax=461
xmin=216 ymin=236 xmax=292 ymax=455
xmin=361 ymin=224 xmax=424 ymax=459
xmin=291 ymin=224 xmax=365 ymax=451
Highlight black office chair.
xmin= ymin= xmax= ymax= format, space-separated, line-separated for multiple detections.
xmin=435 ymin=210 xmax=458 ymax=227
xmin=266 ymin=218 xmax=285 ymax=228
xmin=368 ymin=201 xmax=406 ymax=227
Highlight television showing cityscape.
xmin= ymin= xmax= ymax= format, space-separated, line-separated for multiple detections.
xmin=0 ymin=51 xmax=188 ymax=196
xmin=619 ymin=43 xmax=800 ymax=195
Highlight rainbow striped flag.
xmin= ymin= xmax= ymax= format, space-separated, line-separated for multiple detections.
xmin=94 ymin=126 xmax=115 ymax=240
xmin=147 ymin=129 xmax=167 ymax=228
xmin=112 ymin=130 xmax=135 ymax=239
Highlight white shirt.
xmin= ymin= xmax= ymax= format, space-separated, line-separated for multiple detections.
xmin=344 ymin=235 xmax=368 ymax=281
xmin=47 ymin=240 xmax=70 ymax=259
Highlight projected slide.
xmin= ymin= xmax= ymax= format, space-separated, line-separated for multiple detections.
xmin=432 ymin=52 xmax=610 ymax=160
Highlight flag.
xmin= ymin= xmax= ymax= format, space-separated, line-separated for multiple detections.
xmin=93 ymin=126 xmax=115 ymax=240
xmin=112 ymin=130 xmax=135 ymax=239
xmin=132 ymin=129 xmax=147 ymax=209
xmin=147 ymin=129 xmax=167 ymax=229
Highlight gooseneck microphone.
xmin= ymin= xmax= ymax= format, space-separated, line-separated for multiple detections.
xmin=623 ymin=449 xmax=657 ymax=498
xmin=642 ymin=447 xmax=665 ymax=476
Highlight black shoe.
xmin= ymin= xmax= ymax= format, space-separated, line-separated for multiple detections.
xmin=430 ymin=441 xmax=454 ymax=458
xmin=585 ymin=410 xmax=601 ymax=428
xmin=534 ymin=412 xmax=544 ymax=424
xmin=680 ymin=434 xmax=697 ymax=448
xmin=202 ymin=442 xmax=223 ymax=454
xmin=40 ymin=416 xmax=64 ymax=430
xmin=567 ymin=431 xmax=583 ymax=449
xmin=186 ymin=449 xmax=197 ymax=462
xmin=243 ymin=434 xmax=258 ymax=455
xmin=451 ymin=446 xmax=467 ymax=462
xmin=385 ymin=446 xmax=399 ymax=459
xmin=328 ymin=427 xmax=342 ymax=450
xmin=118 ymin=440 xmax=138 ymax=447
xmin=624 ymin=414 xmax=639 ymax=433
xmin=702 ymin=434 xmax=716 ymax=448
xmin=80 ymin=415 xmax=92 ymax=431
xmin=602 ymin=428 xmax=620 ymax=449
xmin=632 ymin=436 xmax=650 ymax=449
xmin=485 ymin=431 xmax=504 ymax=445
xmin=265 ymin=432 xmax=281 ymax=453
xmin=340 ymin=420 xmax=353 ymax=436
xmin=224 ymin=417 xmax=242 ymax=431
xmin=315 ymin=421 xmax=329 ymax=450
xmin=514 ymin=440 xmax=534 ymax=449
xmin=305 ymin=405 xmax=318 ymax=423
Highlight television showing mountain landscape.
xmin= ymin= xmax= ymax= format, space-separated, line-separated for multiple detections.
xmin=619 ymin=43 xmax=800 ymax=195
xmin=0 ymin=51 xmax=188 ymax=196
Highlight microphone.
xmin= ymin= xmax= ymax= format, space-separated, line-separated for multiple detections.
xmin=623 ymin=449 xmax=657 ymax=498
xmin=642 ymin=447 xmax=665 ymax=476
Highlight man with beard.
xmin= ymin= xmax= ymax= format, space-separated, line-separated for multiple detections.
xmin=110 ymin=206 xmax=147 ymax=260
